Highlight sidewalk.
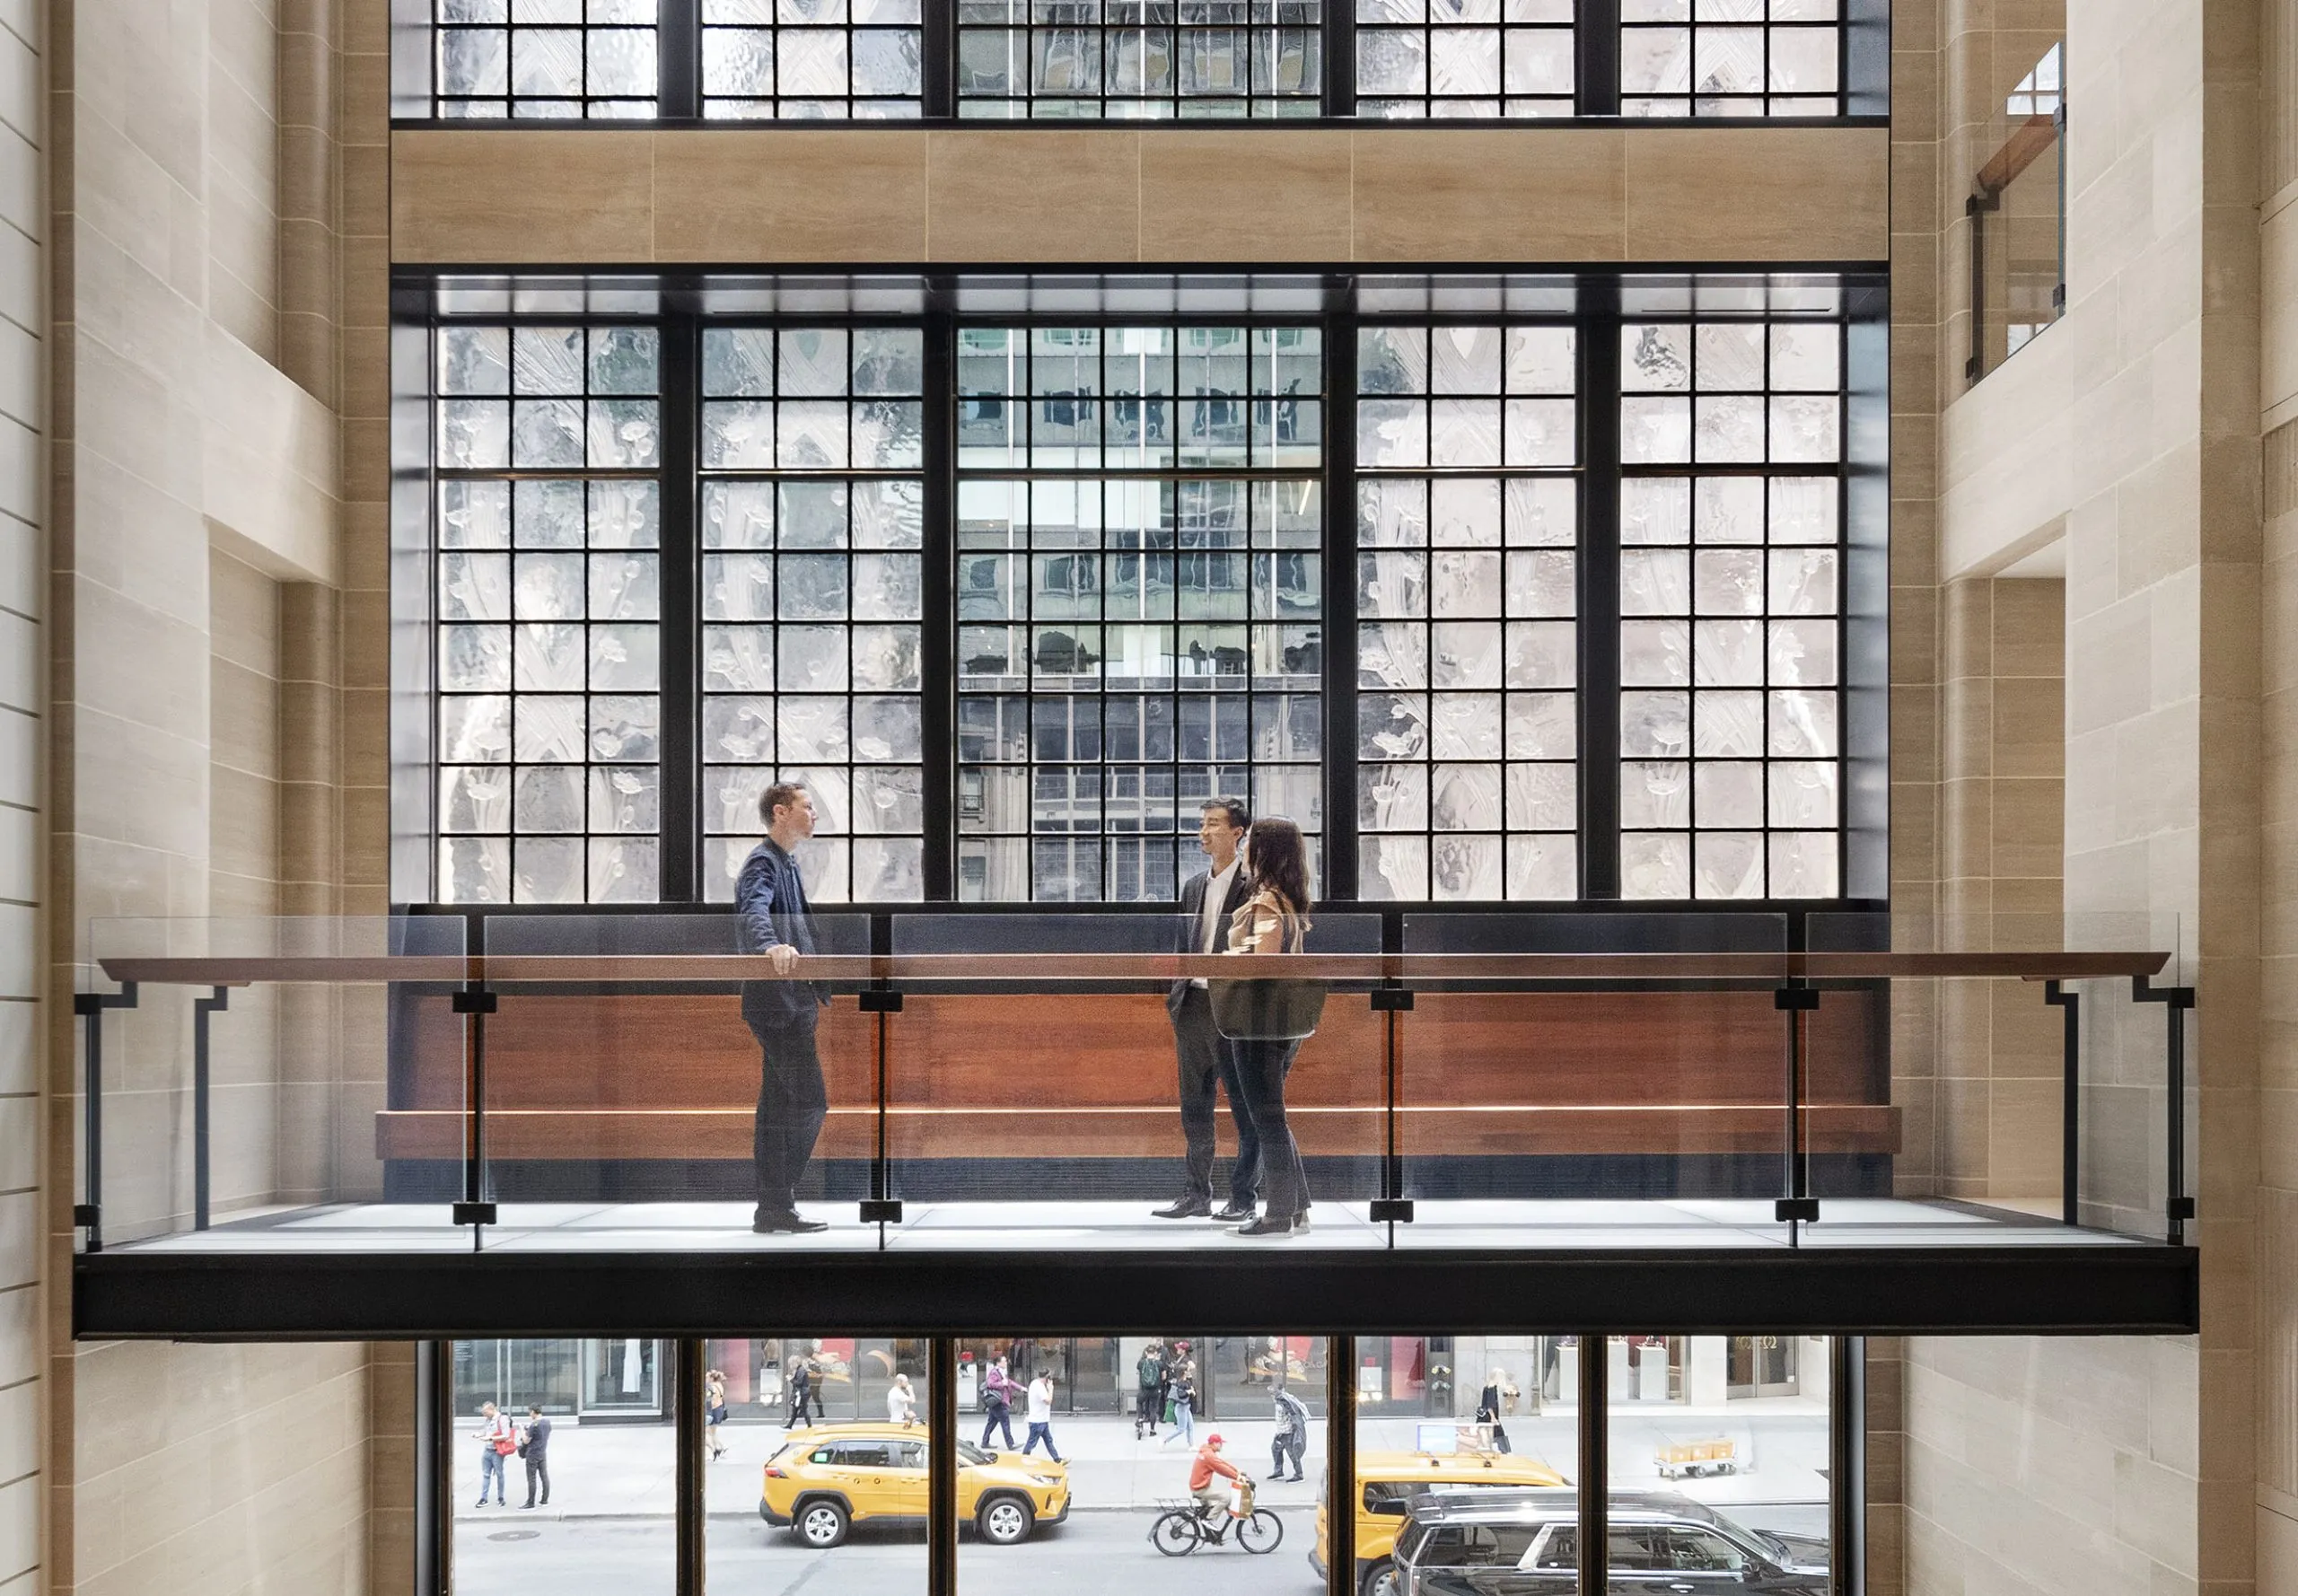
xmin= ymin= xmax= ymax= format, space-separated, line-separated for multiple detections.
xmin=453 ymin=1405 xmax=1829 ymax=1523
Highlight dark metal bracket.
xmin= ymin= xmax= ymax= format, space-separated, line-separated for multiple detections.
xmin=452 ymin=1202 xmax=498 ymax=1226
xmin=2044 ymin=980 xmax=2080 ymax=1225
xmin=451 ymin=988 xmax=498 ymax=1014
xmin=1777 ymin=984 xmax=1820 ymax=1233
xmin=1369 ymin=1198 xmax=1415 ymax=1223
xmin=74 ymin=983 xmax=139 ymax=1254
xmin=859 ymin=1199 xmax=904 ymax=1223
xmin=858 ymin=989 xmax=905 ymax=1013
xmin=1776 ymin=1197 xmax=1820 ymax=1223
xmin=1775 ymin=987 xmax=1821 ymax=1012
xmin=192 ymin=987 xmax=231 ymax=1231
xmin=2132 ymin=976 xmax=2197 ymax=1244
xmin=1369 ymin=987 xmax=1414 ymax=1013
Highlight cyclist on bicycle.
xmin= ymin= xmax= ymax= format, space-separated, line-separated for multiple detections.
xmin=1189 ymin=1433 xmax=1245 ymax=1520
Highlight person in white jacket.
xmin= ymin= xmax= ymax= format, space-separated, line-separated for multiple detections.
xmin=887 ymin=1372 xmax=917 ymax=1426
xmin=1021 ymin=1370 xmax=1064 ymax=1462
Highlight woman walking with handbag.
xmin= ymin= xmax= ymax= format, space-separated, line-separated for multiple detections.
xmin=1218 ymin=818 xmax=1319 ymax=1238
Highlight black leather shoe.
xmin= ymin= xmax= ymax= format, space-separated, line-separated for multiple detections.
xmin=1237 ymin=1213 xmax=1298 ymax=1237
xmin=752 ymin=1210 xmax=829 ymax=1234
xmin=1153 ymin=1197 xmax=1214 ymax=1219
xmin=1211 ymin=1201 xmax=1258 ymax=1222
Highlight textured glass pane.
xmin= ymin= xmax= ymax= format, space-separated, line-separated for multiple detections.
xmin=1507 ymin=833 xmax=1574 ymax=898
xmin=1620 ymin=618 xmax=1690 ymax=687
xmin=1767 ymin=24 xmax=1837 ymax=92
xmin=706 ymin=22 xmax=776 ymax=93
xmin=1768 ymin=688 xmax=1838 ymax=756
xmin=440 ymin=552 xmax=512 ymax=621
xmin=1620 ymin=549 xmax=1689 ymax=617
xmin=853 ymin=696 xmax=922 ymax=760
xmin=440 ymin=763 xmax=514 ymax=836
xmin=440 ymin=837 xmax=510 ymax=903
xmin=1693 ymin=689 xmax=1763 ymax=757
xmin=509 ymin=479 xmax=581 ymax=548
xmin=1504 ymin=327 xmax=1574 ymax=394
xmin=1505 ymin=550 xmax=1574 ymax=618
xmin=589 ymin=837 xmax=658 ymax=903
xmin=1769 ymin=618 xmax=1838 ymax=685
xmin=591 ymin=480 xmax=659 ymax=548
xmin=442 ymin=626 xmax=513 ymax=691
xmin=590 ymin=766 xmax=660 ymax=834
xmin=1504 ymin=28 xmax=1573 ymax=95
xmin=777 ymin=624 xmax=849 ymax=691
xmin=1619 ymin=690 xmax=1689 ymax=758
xmin=1504 ymin=621 xmax=1575 ymax=688
xmin=854 ymin=478 xmax=924 ymax=548
xmin=1360 ymin=762 xmax=1428 ymax=829
xmin=1359 ymin=551 xmax=1427 ymax=618
xmin=854 ymin=765 xmax=925 ymax=832
xmin=513 ymin=554 xmax=585 ymax=620
xmin=513 ymin=399 xmax=584 ymax=467
xmin=513 ymin=765 xmax=585 ymax=832
xmin=1696 ymin=476 xmax=1766 ymax=542
xmin=1430 ymin=327 xmax=1504 ymax=394
xmin=1358 ymin=398 xmax=1429 ymax=467
xmin=1770 ymin=323 xmax=1839 ymax=391
xmin=1429 ymin=478 xmax=1500 ymax=546
xmin=589 ymin=399 xmax=660 ymax=467
xmin=1360 ymin=328 xmax=1430 ymax=395
xmin=1430 ymin=694 xmax=1503 ymax=759
xmin=1768 ymin=477 xmax=1839 ymax=544
xmin=1620 ymin=397 xmax=1690 ymax=463
xmin=441 ymin=481 xmax=512 ymax=549
xmin=1769 ymin=548 xmax=1838 ymax=614
xmin=781 ymin=329 xmax=849 ymax=396
xmin=1769 ymin=832 xmax=1838 ymax=897
xmin=1620 ymin=761 xmax=1690 ymax=829
xmin=1769 ymin=396 xmax=1841 ymax=462
xmin=1695 ymin=832 xmax=1764 ymax=899
xmin=777 ymin=697 xmax=851 ymax=760
xmin=1768 ymin=760 xmax=1836 ymax=828
xmin=1620 ymin=832 xmax=1690 ymax=899
xmin=1504 ymin=399 xmax=1574 ymax=467
xmin=1431 ymin=550 xmax=1502 ymax=618
xmin=778 ymin=399 xmax=850 ymax=468
xmin=1624 ymin=324 xmax=1692 ymax=390
xmin=853 ymin=837 xmax=924 ymax=900
xmin=1696 ymin=323 xmax=1764 ymax=390
xmin=1507 ymin=693 xmax=1575 ymax=759
xmin=588 ymin=551 xmax=659 ymax=618
xmin=702 ymin=553 xmax=774 ymax=620
xmin=1359 ymin=836 xmax=1429 ymax=901
xmin=1695 ymin=760 xmax=1762 ymax=827
xmin=705 ymin=696 xmax=777 ymax=763
xmin=1429 ymin=28 xmax=1501 ymax=96
xmin=854 ymin=399 xmax=924 ymax=468
xmin=704 ymin=626 xmax=775 ymax=692
xmin=1360 ymin=693 xmax=1430 ymax=760
xmin=1693 ymin=548 xmax=1764 ymax=615
xmin=440 ymin=399 xmax=511 ymax=468
xmin=1620 ymin=477 xmax=1691 ymax=545
xmin=514 ymin=837 xmax=585 ymax=904
xmin=514 ymin=695 xmax=587 ymax=760
xmin=441 ymin=28 xmax=512 ymax=94
xmin=778 ymin=553 xmax=850 ymax=618
xmin=589 ymin=28 xmax=657 ymax=94
xmin=1433 ymin=833 xmax=1503 ymax=899
xmin=779 ymin=480 xmax=850 ymax=548
xmin=1694 ymin=26 xmax=1762 ymax=92
xmin=1695 ymin=395 xmax=1764 ymax=461
xmin=441 ymin=696 xmax=513 ymax=764
xmin=703 ymin=399 xmax=776 ymax=468
xmin=1360 ymin=478 xmax=1430 ymax=548
xmin=1360 ymin=622 xmax=1427 ymax=690
xmin=1692 ymin=618 xmax=1765 ymax=685
xmin=588 ymin=623 xmax=657 ymax=690
xmin=441 ymin=327 xmax=511 ymax=394
xmin=1430 ymin=399 xmax=1502 ymax=468
xmin=1505 ymin=761 xmax=1574 ymax=830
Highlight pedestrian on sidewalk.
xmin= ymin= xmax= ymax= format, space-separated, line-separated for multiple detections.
xmin=888 ymin=1372 xmax=917 ymax=1427
xmin=980 ymin=1358 xmax=1019 ymax=1451
xmin=1162 ymin=1360 xmax=1199 ymax=1448
xmin=475 ymin=1402 xmax=513 ymax=1506
xmin=520 ymin=1406 xmax=552 ymax=1507
xmin=1022 ymin=1369 xmax=1064 ymax=1462
xmin=706 ymin=1370 xmax=730 ymax=1460
xmin=1269 ymin=1385 xmax=1309 ymax=1482
xmin=1134 ymin=1342 xmax=1167 ymax=1439
xmin=785 ymin=1355 xmax=814 ymax=1428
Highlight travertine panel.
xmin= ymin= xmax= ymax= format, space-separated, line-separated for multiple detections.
xmin=1138 ymin=130 xmax=1350 ymax=261
xmin=1621 ymin=127 xmax=1891 ymax=260
xmin=925 ymin=131 xmax=1143 ymax=261
xmin=656 ymin=130 xmax=925 ymax=261
xmin=390 ymin=129 xmax=656 ymax=262
xmin=1351 ymin=128 xmax=1625 ymax=259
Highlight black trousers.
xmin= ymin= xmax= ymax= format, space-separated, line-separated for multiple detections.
xmin=981 ymin=1402 xmax=1016 ymax=1449
xmin=751 ymin=1018 xmax=827 ymax=1215
xmin=1271 ymin=1431 xmax=1305 ymax=1476
xmin=1136 ymin=1387 xmax=1162 ymax=1429
xmin=522 ymin=1453 xmax=549 ymax=1506
xmin=1228 ymin=1036 xmax=1308 ymax=1218
xmin=1171 ymin=987 xmax=1261 ymax=1205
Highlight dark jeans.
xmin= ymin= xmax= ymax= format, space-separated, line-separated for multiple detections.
xmin=1023 ymin=1421 xmax=1062 ymax=1461
xmin=1228 ymin=1037 xmax=1308 ymax=1218
xmin=1271 ymin=1432 xmax=1305 ymax=1477
xmin=1171 ymin=987 xmax=1260 ymax=1205
xmin=523 ymin=1453 xmax=550 ymax=1506
xmin=981 ymin=1404 xmax=1016 ymax=1449
xmin=751 ymin=1018 xmax=827 ymax=1216
xmin=1136 ymin=1388 xmax=1162 ymax=1431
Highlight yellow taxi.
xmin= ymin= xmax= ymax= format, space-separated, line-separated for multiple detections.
xmin=759 ymin=1421 xmax=1072 ymax=1548
xmin=1311 ymin=1450 xmax=1571 ymax=1596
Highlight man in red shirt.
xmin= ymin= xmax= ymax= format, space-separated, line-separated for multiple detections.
xmin=1188 ymin=1432 xmax=1244 ymax=1518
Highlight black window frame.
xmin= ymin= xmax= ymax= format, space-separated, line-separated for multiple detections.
xmin=394 ymin=268 xmax=1887 ymax=916
xmin=389 ymin=0 xmax=1891 ymax=123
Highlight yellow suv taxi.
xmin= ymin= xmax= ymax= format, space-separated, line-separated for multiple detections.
xmin=1311 ymin=1450 xmax=1571 ymax=1596
xmin=759 ymin=1422 xmax=1072 ymax=1548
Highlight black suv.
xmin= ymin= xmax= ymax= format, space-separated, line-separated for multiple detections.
xmin=1393 ymin=1487 xmax=1829 ymax=1596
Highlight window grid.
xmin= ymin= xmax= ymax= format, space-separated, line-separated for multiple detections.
xmin=1355 ymin=324 xmax=1581 ymax=902
xmin=700 ymin=0 xmax=925 ymax=119
xmin=954 ymin=325 xmax=1325 ymax=902
xmin=433 ymin=324 xmax=666 ymax=904
xmin=955 ymin=4 xmax=1323 ymax=118
xmin=1354 ymin=0 xmax=1576 ymax=119
xmin=434 ymin=0 xmax=661 ymax=119
xmin=1616 ymin=317 xmax=1846 ymax=901
xmin=1619 ymin=3 xmax=1842 ymax=118
xmin=698 ymin=326 xmax=929 ymax=904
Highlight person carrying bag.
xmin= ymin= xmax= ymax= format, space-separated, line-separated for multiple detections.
xmin=1208 ymin=817 xmax=1320 ymax=1238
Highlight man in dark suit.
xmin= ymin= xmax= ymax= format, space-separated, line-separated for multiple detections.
xmin=1153 ymin=799 xmax=1259 ymax=1221
xmin=736 ymin=780 xmax=833 ymax=1234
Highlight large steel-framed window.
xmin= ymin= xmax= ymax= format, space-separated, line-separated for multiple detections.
xmin=403 ymin=273 xmax=1878 ymax=910
xmin=400 ymin=1 xmax=1881 ymax=119
xmin=431 ymin=0 xmax=662 ymax=118
xmin=1354 ymin=321 xmax=1582 ymax=900
xmin=1614 ymin=309 xmax=1846 ymax=899
xmin=1618 ymin=2 xmax=1844 ymax=117
xmin=952 ymin=322 xmax=1326 ymax=901
xmin=697 ymin=324 xmax=930 ymax=902
xmin=953 ymin=4 xmax=1324 ymax=118
xmin=699 ymin=1 xmax=926 ymax=118
xmin=432 ymin=320 xmax=667 ymax=904
xmin=1354 ymin=0 xmax=1576 ymax=118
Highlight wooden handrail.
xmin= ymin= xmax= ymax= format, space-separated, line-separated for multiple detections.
xmin=97 ymin=948 xmax=2171 ymax=987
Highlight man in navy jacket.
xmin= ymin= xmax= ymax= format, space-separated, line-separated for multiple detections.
xmin=735 ymin=781 xmax=833 ymax=1234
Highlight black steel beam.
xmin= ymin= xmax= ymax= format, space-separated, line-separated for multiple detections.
xmin=75 ymin=1244 xmax=2197 ymax=1340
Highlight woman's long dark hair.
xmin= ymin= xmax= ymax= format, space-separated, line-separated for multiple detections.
xmin=1242 ymin=817 xmax=1315 ymax=947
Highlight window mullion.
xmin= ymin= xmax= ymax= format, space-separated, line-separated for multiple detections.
xmin=1577 ymin=0 xmax=1621 ymax=117
xmin=1321 ymin=284 xmax=1361 ymax=900
xmin=660 ymin=314 xmax=700 ymax=899
xmin=922 ymin=305 xmax=958 ymax=899
xmin=1324 ymin=1 xmax=1357 ymax=117
xmin=661 ymin=0 xmax=700 ymax=118
xmin=1580 ymin=285 xmax=1623 ymax=899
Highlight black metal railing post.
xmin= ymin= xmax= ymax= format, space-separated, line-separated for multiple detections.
xmin=676 ymin=1338 xmax=705 ymax=1596
xmin=858 ymin=980 xmax=905 ymax=1235
xmin=2133 ymin=975 xmax=2197 ymax=1244
xmin=929 ymin=1338 xmax=959 ymax=1596
xmin=1776 ymin=984 xmax=1820 ymax=1231
xmin=73 ymin=983 xmax=138 ymax=1252
xmin=192 ymin=986 xmax=231 ymax=1231
xmin=452 ymin=984 xmax=499 ymax=1246
xmin=1830 ymin=1337 xmax=1866 ymax=1596
xmin=2043 ymin=979 xmax=2080 ymax=1225
xmin=1368 ymin=982 xmax=1413 ymax=1230
xmin=1578 ymin=1333 xmax=1608 ymax=1596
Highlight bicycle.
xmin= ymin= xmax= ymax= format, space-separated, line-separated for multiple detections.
xmin=1148 ymin=1485 xmax=1284 ymax=1557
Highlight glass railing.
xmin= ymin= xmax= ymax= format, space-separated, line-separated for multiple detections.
xmin=76 ymin=908 xmax=2187 ymax=1254
xmin=1968 ymin=41 xmax=2065 ymax=384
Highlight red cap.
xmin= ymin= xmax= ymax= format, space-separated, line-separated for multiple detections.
xmin=1206 ymin=1434 xmax=1224 ymax=1445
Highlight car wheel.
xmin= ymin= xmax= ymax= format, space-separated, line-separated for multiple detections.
xmin=1361 ymin=1557 xmax=1399 ymax=1596
xmin=795 ymin=1498 xmax=849 ymax=1548
xmin=977 ymin=1494 xmax=1035 ymax=1546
